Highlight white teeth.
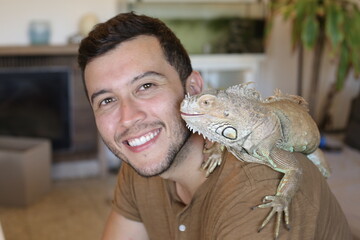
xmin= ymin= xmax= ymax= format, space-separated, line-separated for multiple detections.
xmin=128 ymin=130 xmax=159 ymax=147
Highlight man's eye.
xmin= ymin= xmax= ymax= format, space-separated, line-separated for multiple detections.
xmin=139 ymin=83 xmax=153 ymax=91
xmin=99 ymin=97 xmax=116 ymax=106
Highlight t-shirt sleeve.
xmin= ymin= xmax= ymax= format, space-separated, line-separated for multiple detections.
xmin=112 ymin=163 xmax=142 ymax=222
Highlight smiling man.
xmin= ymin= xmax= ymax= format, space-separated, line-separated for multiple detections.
xmin=78 ymin=12 xmax=352 ymax=240
xmin=84 ymin=35 xmax=194 ymax=177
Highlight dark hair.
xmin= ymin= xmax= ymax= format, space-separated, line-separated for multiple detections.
xmin=78 ymin=12 xmax=192 ymax=88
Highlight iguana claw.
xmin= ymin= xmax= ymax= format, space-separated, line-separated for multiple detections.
xmin=202 ymin=154 xmax=222 ymax=177
xmin=253 ymin=195 xmax=291 ymax=240
xmin=202 ymin=143 xmax=224 ymax=177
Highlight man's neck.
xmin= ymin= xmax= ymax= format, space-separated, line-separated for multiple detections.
xmin=160 ymin=134 xmax=208 ymax=204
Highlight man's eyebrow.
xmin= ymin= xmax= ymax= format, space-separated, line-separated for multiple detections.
xmin=131 ymin=71 xmax=165 ymax=83
xmin=90 ymin=89 xmax=110 ymax=105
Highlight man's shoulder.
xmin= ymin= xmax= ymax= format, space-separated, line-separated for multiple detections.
xmin=218 ymin=151 xmax=328 ymax=205
xmin=204 ymin=151 xmax=350 ymax=239
xmin=219 ymin=151 xmax=282 ymax=186
xmin=221 ymin=150 xmax=325 ymax=186
xmin=198 ymin=152 xmax=313 ymax=239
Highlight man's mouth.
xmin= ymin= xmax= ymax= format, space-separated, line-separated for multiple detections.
xmin=126 ymin=128 xmax=161 ymax=147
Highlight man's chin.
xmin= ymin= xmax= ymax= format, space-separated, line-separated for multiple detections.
xmin=129 ymin=162 xmax=172 ymax=178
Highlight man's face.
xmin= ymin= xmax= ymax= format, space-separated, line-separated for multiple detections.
xmin=84 ymin=36 xmax=190 ymax=177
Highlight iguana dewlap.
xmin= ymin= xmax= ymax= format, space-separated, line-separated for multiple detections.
xmin=180 ymin=83 xmax=330 ymax=240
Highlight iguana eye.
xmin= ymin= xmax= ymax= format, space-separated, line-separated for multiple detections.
xmin=198 ymin=94 xmax=216 ymax=108
xmin=222 ymin=127 xmax=237 ymax=140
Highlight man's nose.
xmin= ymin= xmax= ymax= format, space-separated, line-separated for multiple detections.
xmin=118 ymin=99 xmax=146 ymax=127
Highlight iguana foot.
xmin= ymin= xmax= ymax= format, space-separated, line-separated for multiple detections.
xmin=253 ymin=195 xmax=291 ymax=240
xmin=202 ymin=143 xmax=224 ymax=177
xmin=202 ymin=152 xmax=222 ymax=177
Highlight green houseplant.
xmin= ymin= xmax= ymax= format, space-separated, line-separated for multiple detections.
xmin=266 ymin=0 xmax=360 ymax=130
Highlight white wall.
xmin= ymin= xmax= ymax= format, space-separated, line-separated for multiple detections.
xmin=0 ymin=0 xmax=118 ymax=45
xmin=257 ymin=16 xmax=297 ymax=97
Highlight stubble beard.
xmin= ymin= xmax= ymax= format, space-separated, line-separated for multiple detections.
xmin=102 ymin=118 xmax=191 ymax=178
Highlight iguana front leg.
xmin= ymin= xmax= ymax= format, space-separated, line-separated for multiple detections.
xmin=252 ymin=147 xmax=302 ymax=240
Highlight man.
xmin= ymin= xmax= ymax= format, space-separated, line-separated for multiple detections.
xmin=78 ymin=12 xmax=352 ymax=240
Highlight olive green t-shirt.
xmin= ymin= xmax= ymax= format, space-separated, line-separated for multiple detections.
xmin=113 ymin=150 xmax=352 ymax=240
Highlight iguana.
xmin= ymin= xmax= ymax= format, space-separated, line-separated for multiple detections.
xmin=180 ymin=83 xmax=331 ymax=240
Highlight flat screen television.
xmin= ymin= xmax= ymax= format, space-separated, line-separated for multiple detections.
xmin=0 ymin=67 xmax=71 ymax=150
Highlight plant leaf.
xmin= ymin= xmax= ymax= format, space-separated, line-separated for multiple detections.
xmin=351 ymin=50 xmax=360 ymax=78
xmin=291 ymin=18 xmax=302 ymax=48
xmin=345 ymin=4 xmax=360 ymax=78
xmin=282 ymin=5 xmax=295 ymax=21
xmin=301 ymin=15 xmax=319 ymax=49
xmin=325 ymin=2 xmax=345 ymax=49
xmin=336 ymin=44 xmax=350 ymax=91
xmin=344 ymin=7 xmax=360 ymax=48
xmin=291 ymin=0 xmax=309 ymax=47
xmin=294 ymin=0 xmax=308 ymax=19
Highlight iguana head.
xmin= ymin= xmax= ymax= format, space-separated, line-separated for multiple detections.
xmin=180 ymin=83 xmax=264 ymax=146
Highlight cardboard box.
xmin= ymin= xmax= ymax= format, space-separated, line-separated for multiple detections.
xmin=0 ymin=136 xmax=51 ymax=206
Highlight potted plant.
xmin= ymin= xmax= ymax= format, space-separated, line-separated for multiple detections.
xmin=266 ymin=0 xmax=360 ymax=131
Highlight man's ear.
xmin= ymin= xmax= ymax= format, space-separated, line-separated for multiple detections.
xmin=185 ymin=71 xmax=203 ymax=95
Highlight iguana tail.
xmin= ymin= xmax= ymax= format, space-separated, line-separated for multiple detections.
xmin=264 ymin=89 xmax=309 ymax=111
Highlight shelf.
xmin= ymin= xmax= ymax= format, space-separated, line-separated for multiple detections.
xmin=0 ymin=45 xmax=79 ymax=56
xmin=190 ymin=53 xmax=265 ymax=71
xmin=129 ymin=0 xmax=257 ymax=3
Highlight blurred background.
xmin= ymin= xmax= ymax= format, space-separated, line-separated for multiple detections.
xmin=0 ymin=0 xmax=359 ymax=239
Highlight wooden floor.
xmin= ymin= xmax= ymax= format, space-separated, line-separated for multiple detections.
xmin=0 ymin=176 xmax=116 ymax=240
xmin=0 ymin=138 xmax=359 ymax=240
xmin=325 ymin=145 xmax=360 ymax=239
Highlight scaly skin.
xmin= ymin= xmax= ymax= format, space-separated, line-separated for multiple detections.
xmin=180 ymin=83 xmax=331 ymax=240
